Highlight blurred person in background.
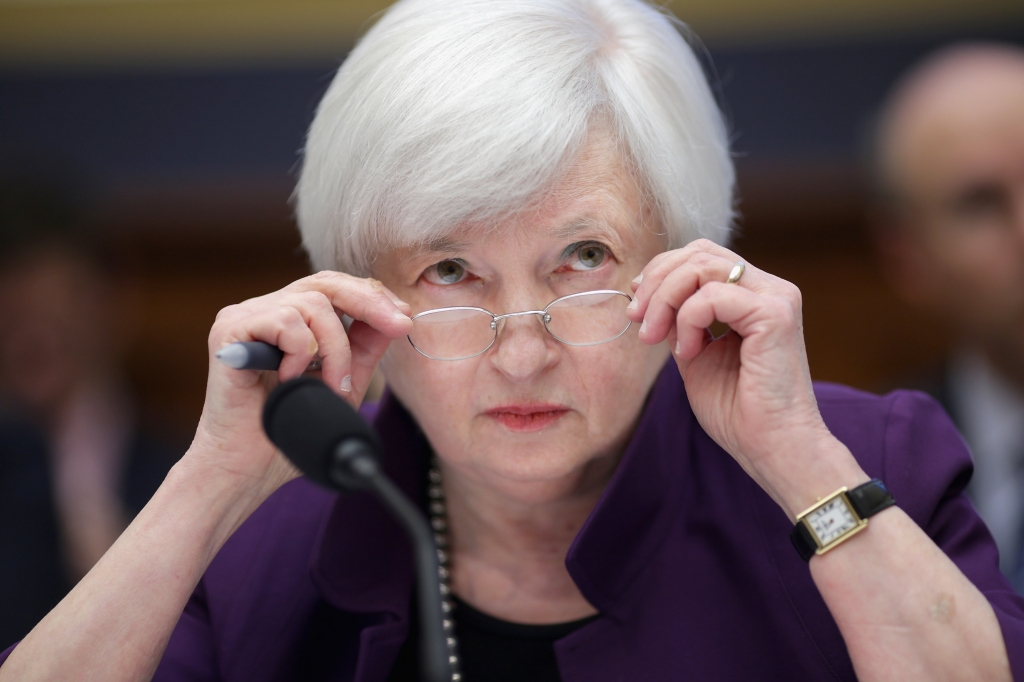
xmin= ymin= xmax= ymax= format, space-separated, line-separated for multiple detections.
xmin=872 ymin=43 xmax=1024 ymax=591
xmin=0 ymin=178 xmax=181 ymax=649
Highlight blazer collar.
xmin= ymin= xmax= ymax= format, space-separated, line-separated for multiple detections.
xmin=564 ymin=362 xmax=693 ymax=613
xmin=309 ymin=360 xmax=694 ymax=617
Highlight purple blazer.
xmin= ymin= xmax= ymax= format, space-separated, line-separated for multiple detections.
xmin=4 ymin=361 xmax=1024 ymax=680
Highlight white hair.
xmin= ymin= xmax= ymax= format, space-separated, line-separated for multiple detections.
xmin=295 ymin=0 xmax=734 ymax=276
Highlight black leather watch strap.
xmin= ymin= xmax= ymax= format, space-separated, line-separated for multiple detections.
xmin=847 ymin=479 xmax=896 ymax=519
xmin=790 ymin=479 xmax=896 ymax=562
xmin=790 ymin=520 xmax=818 ymax=562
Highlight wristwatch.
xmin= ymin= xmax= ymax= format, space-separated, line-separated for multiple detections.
xmin=790 ymin=479 xmax=896 ymax=561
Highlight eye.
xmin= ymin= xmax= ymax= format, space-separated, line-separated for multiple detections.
xmin=423 ymin=259 xmax=467 ymax=285
xmin=566 ymin=242 xmax=607 ymax=271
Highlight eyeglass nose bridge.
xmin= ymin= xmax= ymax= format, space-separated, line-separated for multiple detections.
xmin=408 ymin=290 xmax=631 ymax=361
xmin=488 ymin=309 xmax=550 ymax=331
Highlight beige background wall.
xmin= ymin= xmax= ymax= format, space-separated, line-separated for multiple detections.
xmin=2 ymin=0 xmax=1023 ymax=69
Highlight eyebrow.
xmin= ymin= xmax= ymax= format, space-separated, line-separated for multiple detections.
xmin=550 ymin=217 xmax=620 ymax=241
xmin=409 ymin=235 xmax=472 ymax=257
xmin=407 ymin=216 xmax=621 ymax=260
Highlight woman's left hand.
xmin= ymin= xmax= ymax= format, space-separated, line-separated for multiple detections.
xmin=627 ymin=239 xmax=867 ymax=519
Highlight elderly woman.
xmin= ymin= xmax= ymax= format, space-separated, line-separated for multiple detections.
xmin=2 ymin=0 xmax=1022 ymax=680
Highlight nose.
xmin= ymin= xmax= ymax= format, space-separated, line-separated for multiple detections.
xmin=489 ymin=313 xmax=558 ymax=382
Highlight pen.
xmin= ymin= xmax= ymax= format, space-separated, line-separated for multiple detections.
xmin=215 ymin=341 xmax=323 ymax=371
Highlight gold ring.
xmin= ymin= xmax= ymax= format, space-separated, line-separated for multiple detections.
xmin=726 ymin=261 xmax=746 ymax=284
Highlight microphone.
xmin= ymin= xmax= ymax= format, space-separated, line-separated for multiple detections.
xmin=262 ymin=378 xmax=452 ymax=682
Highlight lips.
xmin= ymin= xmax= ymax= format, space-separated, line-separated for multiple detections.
xmin=483 ymin=404 xmax=569 ymax=432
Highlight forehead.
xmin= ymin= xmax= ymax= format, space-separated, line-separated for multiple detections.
xmin=386 ymin=134 xmax=654 ymax=263
xmin=890 ymin=63 xmax=1024 ymax=193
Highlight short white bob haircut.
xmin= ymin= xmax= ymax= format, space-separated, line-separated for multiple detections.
xmin=296 ymin=0 xmax=734 ymax=276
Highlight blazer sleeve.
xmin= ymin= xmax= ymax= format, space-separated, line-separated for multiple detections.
xmin=883 ymin=390 xmax=1024 ymax=678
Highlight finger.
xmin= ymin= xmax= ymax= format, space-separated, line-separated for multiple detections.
xmin=289 ymin=291 xmax=352 ymax=395
xmin=290 ymin=271 xmax=413 ymax=338
xmin=636 ymin=253 xmax=737 ymax=343
xmin=369 ymin=278 xmax=413 ymax=317
xmin=346 ymin=275 xmax=413 ymax=316
xmin=222 ymin=307 xmax=320 ymax=382
xmin=673 ymin=282 xmax=794 ymax=360
xmin=344 ymin=320 xmax=394 ymax=406
xmin=633 ymin=239 xmax=739 ymax=298
xmin=629 ymin=241 xmax=750 ymax=323
xmin=673 ymin=285 xmax=731 ymax=361
xmin=670 ymin=323 xmax=714 ymax=374
xmin=237 ymin=291 xmax=353 ymax=393
xmin=629 ymin=271 xmax=644 ymax=292
xmin=267 ymin=292 xmax=400 ymax=405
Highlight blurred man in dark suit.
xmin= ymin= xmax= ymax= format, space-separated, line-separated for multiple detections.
xmin=872 ymin=43 xmax=1024 ymax=590
xmin=0 ymin=180 xmax=181 ymax=648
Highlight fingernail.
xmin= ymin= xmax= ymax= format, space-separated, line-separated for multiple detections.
xmin=674 ymin=341 xmax=681 ymax=355
xmin=309 ymin=339 xmax=319 ymax=355
xmin=632 ymin=273 xmax=643 ymax=285
xmin=394 ymin=311 xmax=410 ymax=321
xmin=340 ymin=375 xmax=352 ymax=392
xmin=627 ymin=299 xmax=638 ymax=311
xmin=639 ymin=320 xmax=647 ymax=334
xmin=390 ymin=296 xmax=408 ymax=307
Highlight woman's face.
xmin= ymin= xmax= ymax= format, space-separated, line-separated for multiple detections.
xmin=375 ymin=139 xmax=670 ymax=497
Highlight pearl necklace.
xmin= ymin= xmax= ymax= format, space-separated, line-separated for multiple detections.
xmin=428 ymin=461 xmax=462 ymax=682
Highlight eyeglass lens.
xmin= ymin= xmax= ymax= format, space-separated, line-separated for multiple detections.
xmin=408 ymin=290 xmax=632 ymax=361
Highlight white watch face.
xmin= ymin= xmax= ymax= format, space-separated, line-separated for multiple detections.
xmin=807 ymin=497 xmax=859 ymax=546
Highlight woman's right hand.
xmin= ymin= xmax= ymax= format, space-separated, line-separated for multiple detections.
xmin=189 ymin=271 xmax=413 ymax=500
xmin=0 ymin=271 xmax=412 ymax=682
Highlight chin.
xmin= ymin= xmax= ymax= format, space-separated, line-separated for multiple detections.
xmin=464 ymin=429 xmax=617 ymax=487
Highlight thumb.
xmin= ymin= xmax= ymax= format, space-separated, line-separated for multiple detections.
xmin=671 ymin=326 xmax=715 ymax=375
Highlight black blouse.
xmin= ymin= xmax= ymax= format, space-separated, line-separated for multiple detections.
xmin=387 ymin=595 xmax=598 ymax=682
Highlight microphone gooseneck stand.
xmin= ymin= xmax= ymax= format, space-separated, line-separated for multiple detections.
xmin=336 ymin=446 xmax=452 ymax=682
xmin=262 ymin=378 xmax=453 ymax=682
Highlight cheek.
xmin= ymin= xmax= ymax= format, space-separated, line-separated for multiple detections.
xmin=380 ymin=342 xmax=475 ymax=426
xmin=921 ymin=223 xmax=1024 ymax=330
xmin=933 ymin=225 xmax=1021 ymax=292
xmin=565 ymin=332 xmax=669 ymax=435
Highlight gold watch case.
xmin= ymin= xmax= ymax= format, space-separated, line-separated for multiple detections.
xmin=796 ymin=487 xmax=869 ymax=556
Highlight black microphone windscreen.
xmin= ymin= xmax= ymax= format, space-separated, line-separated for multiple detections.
xmin=262 ymin=377 xmax=381 ymax=489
